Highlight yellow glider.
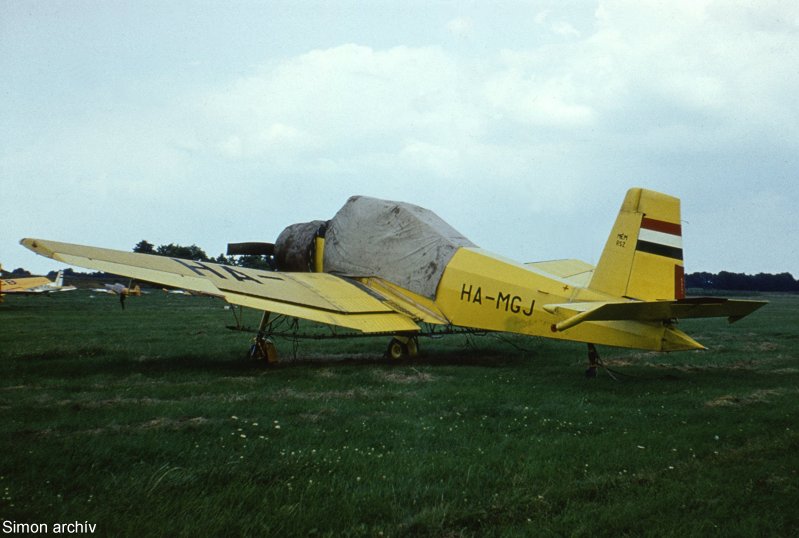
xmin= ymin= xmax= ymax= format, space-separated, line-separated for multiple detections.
xmin=20 ymin=188 xmax=765 ymax=365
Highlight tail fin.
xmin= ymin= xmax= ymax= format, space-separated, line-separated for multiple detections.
xmin=589 ymin=188 xmax=685 ymax=301
xmin=55 ymin=270 xmax=64 ymax=287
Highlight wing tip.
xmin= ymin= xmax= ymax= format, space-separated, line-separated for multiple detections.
xmin=19 ymin=238 xmax=52 ymax=258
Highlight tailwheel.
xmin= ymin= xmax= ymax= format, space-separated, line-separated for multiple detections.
xmin=249 ymin=336 xmax=278 ymax=363
xmin=386 ymin=336 xmax=419 ymax=360
xmin=585 ymin=343 xmax=599 ymax=378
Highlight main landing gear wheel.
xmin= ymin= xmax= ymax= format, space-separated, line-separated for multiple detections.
xmin=249 ymin=337 xmax=278 ymax=363
xmin=386 ymin=336 xmax=419 ymax=360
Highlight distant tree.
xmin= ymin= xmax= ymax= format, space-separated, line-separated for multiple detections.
xmin=212 ymin=254 xmax=232 ymax=265
xmin=235 ymin=255 xmax=275 ymax=271
xmin=209 ymin=253 xmax=275 ymax=270
xmin=752 ymin=272 xmax=798 ymax=292
xmin=133 ymin=240 xmax=156 ymax=254
xmin=686 ymin=271 xmax=798 ymax=292
xmin=715 ymin=271 xmax=746 ymax=291
xmin=686 ymin=271 xmax=714 ymax=289
xmin=155 ymin=243 xmax=209 ymax=261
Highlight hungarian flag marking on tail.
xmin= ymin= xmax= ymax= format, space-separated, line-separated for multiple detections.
xmin=636 ymin=217 xmax=683 ymax=260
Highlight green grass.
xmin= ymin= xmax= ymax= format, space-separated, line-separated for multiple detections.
xmin=1 ymin=292 xmax=797 ymax=536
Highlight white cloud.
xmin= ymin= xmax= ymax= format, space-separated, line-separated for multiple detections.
xmin=483 ymin=64 xmax=595 ymax=128
xmin=218 ymin=135 xmax=243 ymax=158
xmin=446 ymin=16 xmax=473 ymax=37
xmin=534 ymin=10 xmax=550 ymax=25
xmin=194 ymin=0 xmax=799 ymax=182
xmin=552 ymin=22 xmax=581 ymax=38
xmin=400 ymin=140 xmax=461 ymax=178
xmin=534 ymin=8 xmax=581 ymax=38
xmin=201 ymin=45 xmax=486 ymax=172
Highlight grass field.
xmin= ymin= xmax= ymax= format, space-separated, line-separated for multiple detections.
xmin=1 ymin=291 xmax=797 ymax=537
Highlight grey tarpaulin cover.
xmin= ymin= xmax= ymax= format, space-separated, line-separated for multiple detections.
xmin=274 ymin=220 xmax=326 ymax=272
xmin=323 ymin=196 xmax=476 ymax=298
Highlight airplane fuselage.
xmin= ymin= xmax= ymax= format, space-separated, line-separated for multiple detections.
xmin=432 ymin=248 xmax=700 ymax=352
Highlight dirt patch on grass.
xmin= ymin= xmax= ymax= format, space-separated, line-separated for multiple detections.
xmin=772 ymin=368 xmax=799 ymax=374
xmin=86 ymin=416 xmax=211 ymax=435
xmin=138 ymin=416 xmax=210 ymax=430
xmin=373 ymin=368 xmax=435 ymax=384
xmin=0 ymin=385 xmax=37 ymax=391
xmin=754 ymin=341 xmax=780 ymax=352
xmin=299 ymin=408 xmax=337 ymax=423
xmin=269 ymin=387 xmax=370 ymax=401
xmin=219 ymin=376 xmax=260 ymax=384
xmin=58 ymin=396 xmax=163 ymax=409
xmin=601 ymin=351 xmax=660 ymax=367
xmin=89 ymin=378 xmax=207 ymax=390
xmin=602 ymin=358 xmax=645 ymax=368
xmin=28 ymin=416 xmax=213 ymax=438
xmin=705 ymin=389 xmax=786 ymax=407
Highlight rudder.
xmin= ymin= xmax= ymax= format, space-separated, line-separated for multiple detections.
xmin=589 ymin=188 xmax=685 ymax=301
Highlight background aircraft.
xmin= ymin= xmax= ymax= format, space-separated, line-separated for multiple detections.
xmin=89 ymin=281 xmax=143 ymax=310
xmin=162 ymin=288 xmax=192 ymax=295
xmin=91 ymin=282 xmax=142 ymax=296
xmin=20 ymin=188 xmax=765 ymax=370
xmin=1 ymin=269 xmax=76 ymax=295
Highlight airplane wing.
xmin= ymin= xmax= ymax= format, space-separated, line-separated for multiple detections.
xmin=545 ymin=297 xmax=767 ymax=332
xmin=21 ymin=238 xmax=421 ymax=333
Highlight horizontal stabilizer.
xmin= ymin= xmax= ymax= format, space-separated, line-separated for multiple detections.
xmin=545 ymin=297 xmax=766 ymax=332
xmin=525 ymin=259 xmax=595 ymax=287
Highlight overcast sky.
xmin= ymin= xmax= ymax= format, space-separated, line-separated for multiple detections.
xmin=2 ymin=0 xmax=798 ymax=277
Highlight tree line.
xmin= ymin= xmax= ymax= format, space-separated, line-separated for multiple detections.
xmin=685 ymin=271 xmax=799 ymax=292
xmin=132 ymin=240 xmax=274 ymax=270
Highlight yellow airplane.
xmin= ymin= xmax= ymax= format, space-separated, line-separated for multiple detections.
xmin=0 ymin=269 xmax=77 ymax=295
xmin=1 ymin=275 xmax=52 ymax=294
xmin=20 ymin=188 xmax=765 ymax=370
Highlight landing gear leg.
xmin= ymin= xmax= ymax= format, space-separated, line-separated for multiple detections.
xmin=248 ymin=311 xmax=278 ymax=363
xmin=586 ymin=344 xmax=599 ymax=378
